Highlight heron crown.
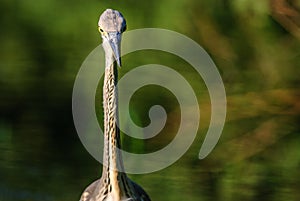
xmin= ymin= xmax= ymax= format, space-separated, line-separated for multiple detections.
xmin=98 ymin=9 xmax=127 ymax=33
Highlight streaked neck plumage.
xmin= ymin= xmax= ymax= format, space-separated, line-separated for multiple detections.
xmin=100 ymin=47 xmax=129 ymax=200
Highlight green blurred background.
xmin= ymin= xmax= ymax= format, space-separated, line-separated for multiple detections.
xmin=1 ymin=0 xmax=300 ymax=201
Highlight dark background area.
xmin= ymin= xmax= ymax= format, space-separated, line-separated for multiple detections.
xmin=1 ymin=0 xmax=300 ymax=200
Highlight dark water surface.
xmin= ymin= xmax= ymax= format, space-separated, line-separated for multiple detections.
xmin=1 ymin=0 xmax=300 ymax=200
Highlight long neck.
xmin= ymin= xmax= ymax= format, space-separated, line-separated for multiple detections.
xmin=102 ymin=60 xmax=123 ymax=173
xmin=101 ymin=56 xmax=131 ymax=199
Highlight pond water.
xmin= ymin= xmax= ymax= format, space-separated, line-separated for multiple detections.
xmin=1 ymin=0 xmax=300 ymax=201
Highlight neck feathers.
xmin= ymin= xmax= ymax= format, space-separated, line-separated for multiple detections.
xmin=103 ymin=63 xmax=121 ymax=171
xmin=101 ymin=62 xmax=126 ymax=199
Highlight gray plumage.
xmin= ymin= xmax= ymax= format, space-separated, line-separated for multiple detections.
xmin=79 ymin=9 xmax=151 ymax=201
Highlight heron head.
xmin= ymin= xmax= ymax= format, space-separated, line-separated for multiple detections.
xmin=98 ymin=9 xmax=127 ymax=67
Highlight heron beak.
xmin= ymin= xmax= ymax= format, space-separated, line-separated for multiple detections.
xmin=107 ymin=32 xmax=122 ymax=67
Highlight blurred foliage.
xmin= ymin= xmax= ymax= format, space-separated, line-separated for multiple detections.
xmin=0 ymin=0 xmax=300 ymax=201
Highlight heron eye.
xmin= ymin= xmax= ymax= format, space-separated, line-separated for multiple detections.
xmin=98 ymin=27 xmax=104 ymax=33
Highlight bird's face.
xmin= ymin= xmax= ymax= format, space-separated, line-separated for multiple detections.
xmin=98 ymin=9 xmax=127 ymax=67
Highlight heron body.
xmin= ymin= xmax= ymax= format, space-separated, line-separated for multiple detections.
xmin=79 ymin=9 xmax=151 ymax=201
